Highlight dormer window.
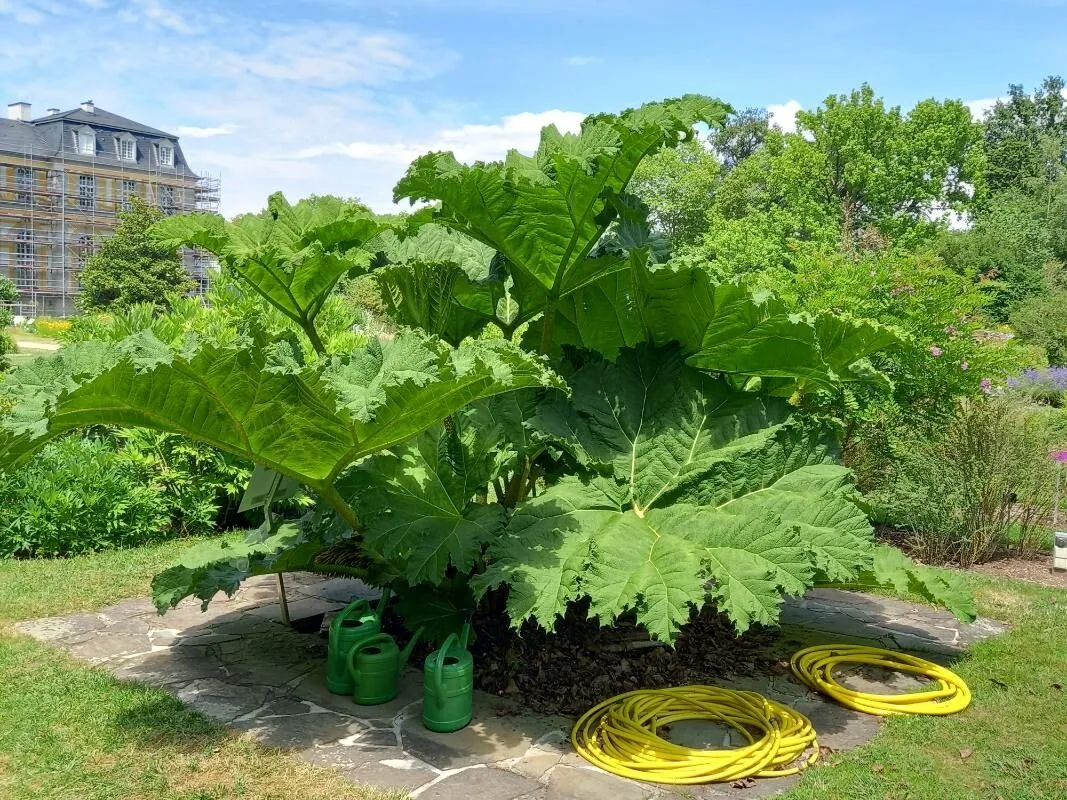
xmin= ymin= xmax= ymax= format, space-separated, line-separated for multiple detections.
xmin=117 ymin=136 xmax=136 ymax=162
xmin=157 ymin=143 xmax=174 ymax=167
xmin=71 ymin=127 xmax=95 ymax=155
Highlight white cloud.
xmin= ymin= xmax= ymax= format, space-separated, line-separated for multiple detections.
xmin=295 ymin=110 xmax=586 ymax=167
xmin=176 ymin=123 xmax=238 ymax=138
xmin=767 ymin=99 xmax=802 ymax=133
xmin=221 ymin=27 xmax=457 ymax=87
xmin=281 ymin=109 xmax=586 ymax=213
xmin=565 ymin=55 xmax=602 ymax=66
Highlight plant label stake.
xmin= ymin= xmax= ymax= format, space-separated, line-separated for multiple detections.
xmin=1054 ymin=532 xmax=1067 ymax=573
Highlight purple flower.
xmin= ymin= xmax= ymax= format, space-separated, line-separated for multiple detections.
xmin=1053 ymin=450 xmax=1067 ymax=463
xmin=930 ymin=346 xmax=943 ymax=357
xmin=980 ymin=378 xmax=992 ymax=394
xmin=960 ymin=361 xmax=969 ymax=371
xmin=944 ymin=324 xmax=959 ymax=336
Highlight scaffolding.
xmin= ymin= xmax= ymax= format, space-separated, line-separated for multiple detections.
xmin=0 ymin=128 xmax=220 ymax=317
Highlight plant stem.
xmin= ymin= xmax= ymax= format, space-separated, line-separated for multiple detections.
xmin=303 ymin=320 xmax=327 ymax=357
xmin=318 ymin=483 xmax=361 ymax=532
xmin=538 ymin=299 xmax=557 ymax=355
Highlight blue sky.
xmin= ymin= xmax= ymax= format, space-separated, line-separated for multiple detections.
xmin=3 ymin=0 xmax=1065 ymax=216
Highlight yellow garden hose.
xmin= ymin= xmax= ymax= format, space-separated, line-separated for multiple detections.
xmin=790 ymin=644 xmax=971 ymax=716
xmin=570 ymin=685 xmax=819 ymax=785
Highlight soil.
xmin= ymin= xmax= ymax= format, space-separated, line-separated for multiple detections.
xmin=464 ymin=600 xmax=782 ymax=716
xmin=969 ymin=557 xmax=1067 ymax=590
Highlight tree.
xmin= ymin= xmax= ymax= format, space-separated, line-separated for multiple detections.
xmin=77 ymin=198 xmax=193 ymax=312
xmin=711 ymin=107 xmax=770 ymax=169
xmin=982 ymin=76 xmax=1067 ymax=198
xmin=0 ymin=275 xmax=16 ymax=371
xmin=630 ymin=137 xmax=721 ymax=248
xmin=702 ymin=85 xmax=984 ymax=274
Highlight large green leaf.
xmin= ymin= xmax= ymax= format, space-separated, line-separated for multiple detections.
xmin=342 ymin=426 xmax=507 ymax=585
xmin=476 ymin=346 xmax=867 ymax=639
xmin=0 ymin=330 xmax=565 ymax=492
xmin=151 ymin=519 xmax=338 ymax=611
xmin=394 ymin=96 xmax=731 ymax=321
xmin=549 ymin=260 xmax=901 ymax=390
xmin=153 ymin=193 xmax=385 ymax=332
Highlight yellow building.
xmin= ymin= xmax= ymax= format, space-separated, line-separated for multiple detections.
xmin=0 ymin=100 xmax=219 ymax=317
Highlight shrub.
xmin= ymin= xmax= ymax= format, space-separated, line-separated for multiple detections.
xmin=116 ymin=429 xmax=253 ymax=535
xmin=0 ymin=274 xmax=16 ymax=372
xmin=871 ymin=398 xmax=1056 ymax=566
xmin=0 ymin=437 xmax=172 ymax=557
xmin=1010 ymin=290 xmax=1067 ymax=367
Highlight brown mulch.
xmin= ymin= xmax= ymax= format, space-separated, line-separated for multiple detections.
xmin=969 ymin=557 xmax=1067 ymax=590
xmin=466 ymin=599 xmax=782 ymax=716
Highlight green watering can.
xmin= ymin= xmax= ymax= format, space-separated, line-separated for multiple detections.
xmin=326 ymin=590 xmax=390 ymax=695
xmin=346 ymin=627 xmax=425 ymax=705
xmin=422 ymin=622 xmax=474 ymax=733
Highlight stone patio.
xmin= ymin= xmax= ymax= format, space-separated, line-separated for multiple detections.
xmin=16 ymin=576 xmax=1007 ymax=800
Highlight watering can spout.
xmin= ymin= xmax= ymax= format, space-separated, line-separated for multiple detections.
xmin=399 ymin=626 xmax=425 ymax=669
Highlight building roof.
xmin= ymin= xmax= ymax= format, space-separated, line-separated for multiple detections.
xmin=0 ymin=118 xmax=52 ymax=155
xmin=0 ymin=105 xmax=196 ymax=179
xmin=33 ymin=106 xmax=176 ymax=138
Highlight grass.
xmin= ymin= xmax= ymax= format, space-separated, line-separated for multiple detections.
xmin=783 ymin=573 xmax=1067 ymax=800
xmin=0 ymin=541 xmax=407 ymax=800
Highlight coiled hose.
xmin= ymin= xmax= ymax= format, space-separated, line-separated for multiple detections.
xmin=570 ymin=685 xmax=819 ymax=785
xmin=790 ymin=644 xmax=971 ymax=716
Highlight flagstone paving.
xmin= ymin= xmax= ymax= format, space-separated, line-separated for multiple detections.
xmin=16 ymin=577 xmax=1007 ymax=800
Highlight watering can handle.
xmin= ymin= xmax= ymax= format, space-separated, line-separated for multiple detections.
xmin=374 ymin=588 xmax=392 ymax=618
xmin=433 ymin=633 xmax=459 ymax=704
xmin=335 ymin=597 xmax=371 ymax=627
xmin=346 ymin=633 xmax=394 ymax=683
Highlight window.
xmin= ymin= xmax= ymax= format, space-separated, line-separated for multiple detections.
xmin=72 ymin=129 xmax=95 ymax=155
xmin=74 ymin=233 xmax=94 ymax=270
xmin=119 ymin=138 xmax=135 ymax=161
xmin=15 ymin=167 xmax=31 ymax=204
xmin=121 ymin=178 xmax=137 ymax=211
xmin=78 ymin=175 xmax=95 ymax=210
xmin=15 ymin=229 xmax=33 ymax=266
xmin=158 ymin=144 xmax=174 ymax=167
xmin=158 ymin=184 xmax=177 ymax=214
xmin=15 ymin=229 xmax=34 ymax=289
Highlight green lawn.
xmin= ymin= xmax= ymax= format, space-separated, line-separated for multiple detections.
xmin=0 ymin=542 xmax=404 ymax=800
xmin=1 ymin=544 xmax=1064 ymax=800
xmin=784 ymin=574 xmax=1067 ymax=800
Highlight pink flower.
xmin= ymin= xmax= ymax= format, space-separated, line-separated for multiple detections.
xmin=930 ymin=346 xmax=943 ymax=357
xmin=980 ymin=378 xmax=992 ymax=394
xmin=960 ymin=361 xmax=969 ymax=371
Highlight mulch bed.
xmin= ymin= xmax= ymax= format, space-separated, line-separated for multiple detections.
xmin=969 ymin=557 xmax=1067 ymax=590
xmin=466 ymin=600 xmax=782 ymax=716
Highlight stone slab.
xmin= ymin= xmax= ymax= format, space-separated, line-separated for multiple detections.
xmin=545 ymin=765 xmax=653 ymax=800
xmin=418 ymin=766 xmax=541 ymax=800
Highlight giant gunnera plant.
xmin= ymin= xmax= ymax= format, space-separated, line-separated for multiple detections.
xmin=0 ymin=97 xmax=974 ymax=644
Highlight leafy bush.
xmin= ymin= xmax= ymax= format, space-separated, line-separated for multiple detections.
xmin=0 ymin=99 xmax=975 ymax=642
xmin=0 ymin=437 xmax=171 ymax=557
xmin=117 ymin=429 xmax=253 ymax=535
xmin=1009 ymin=290 xmax=1067 ymax=367
xmin=0 ymin=275 xmax=16 ymax=372
xmin=870 ymin=398 xmax=1056 ymax=566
